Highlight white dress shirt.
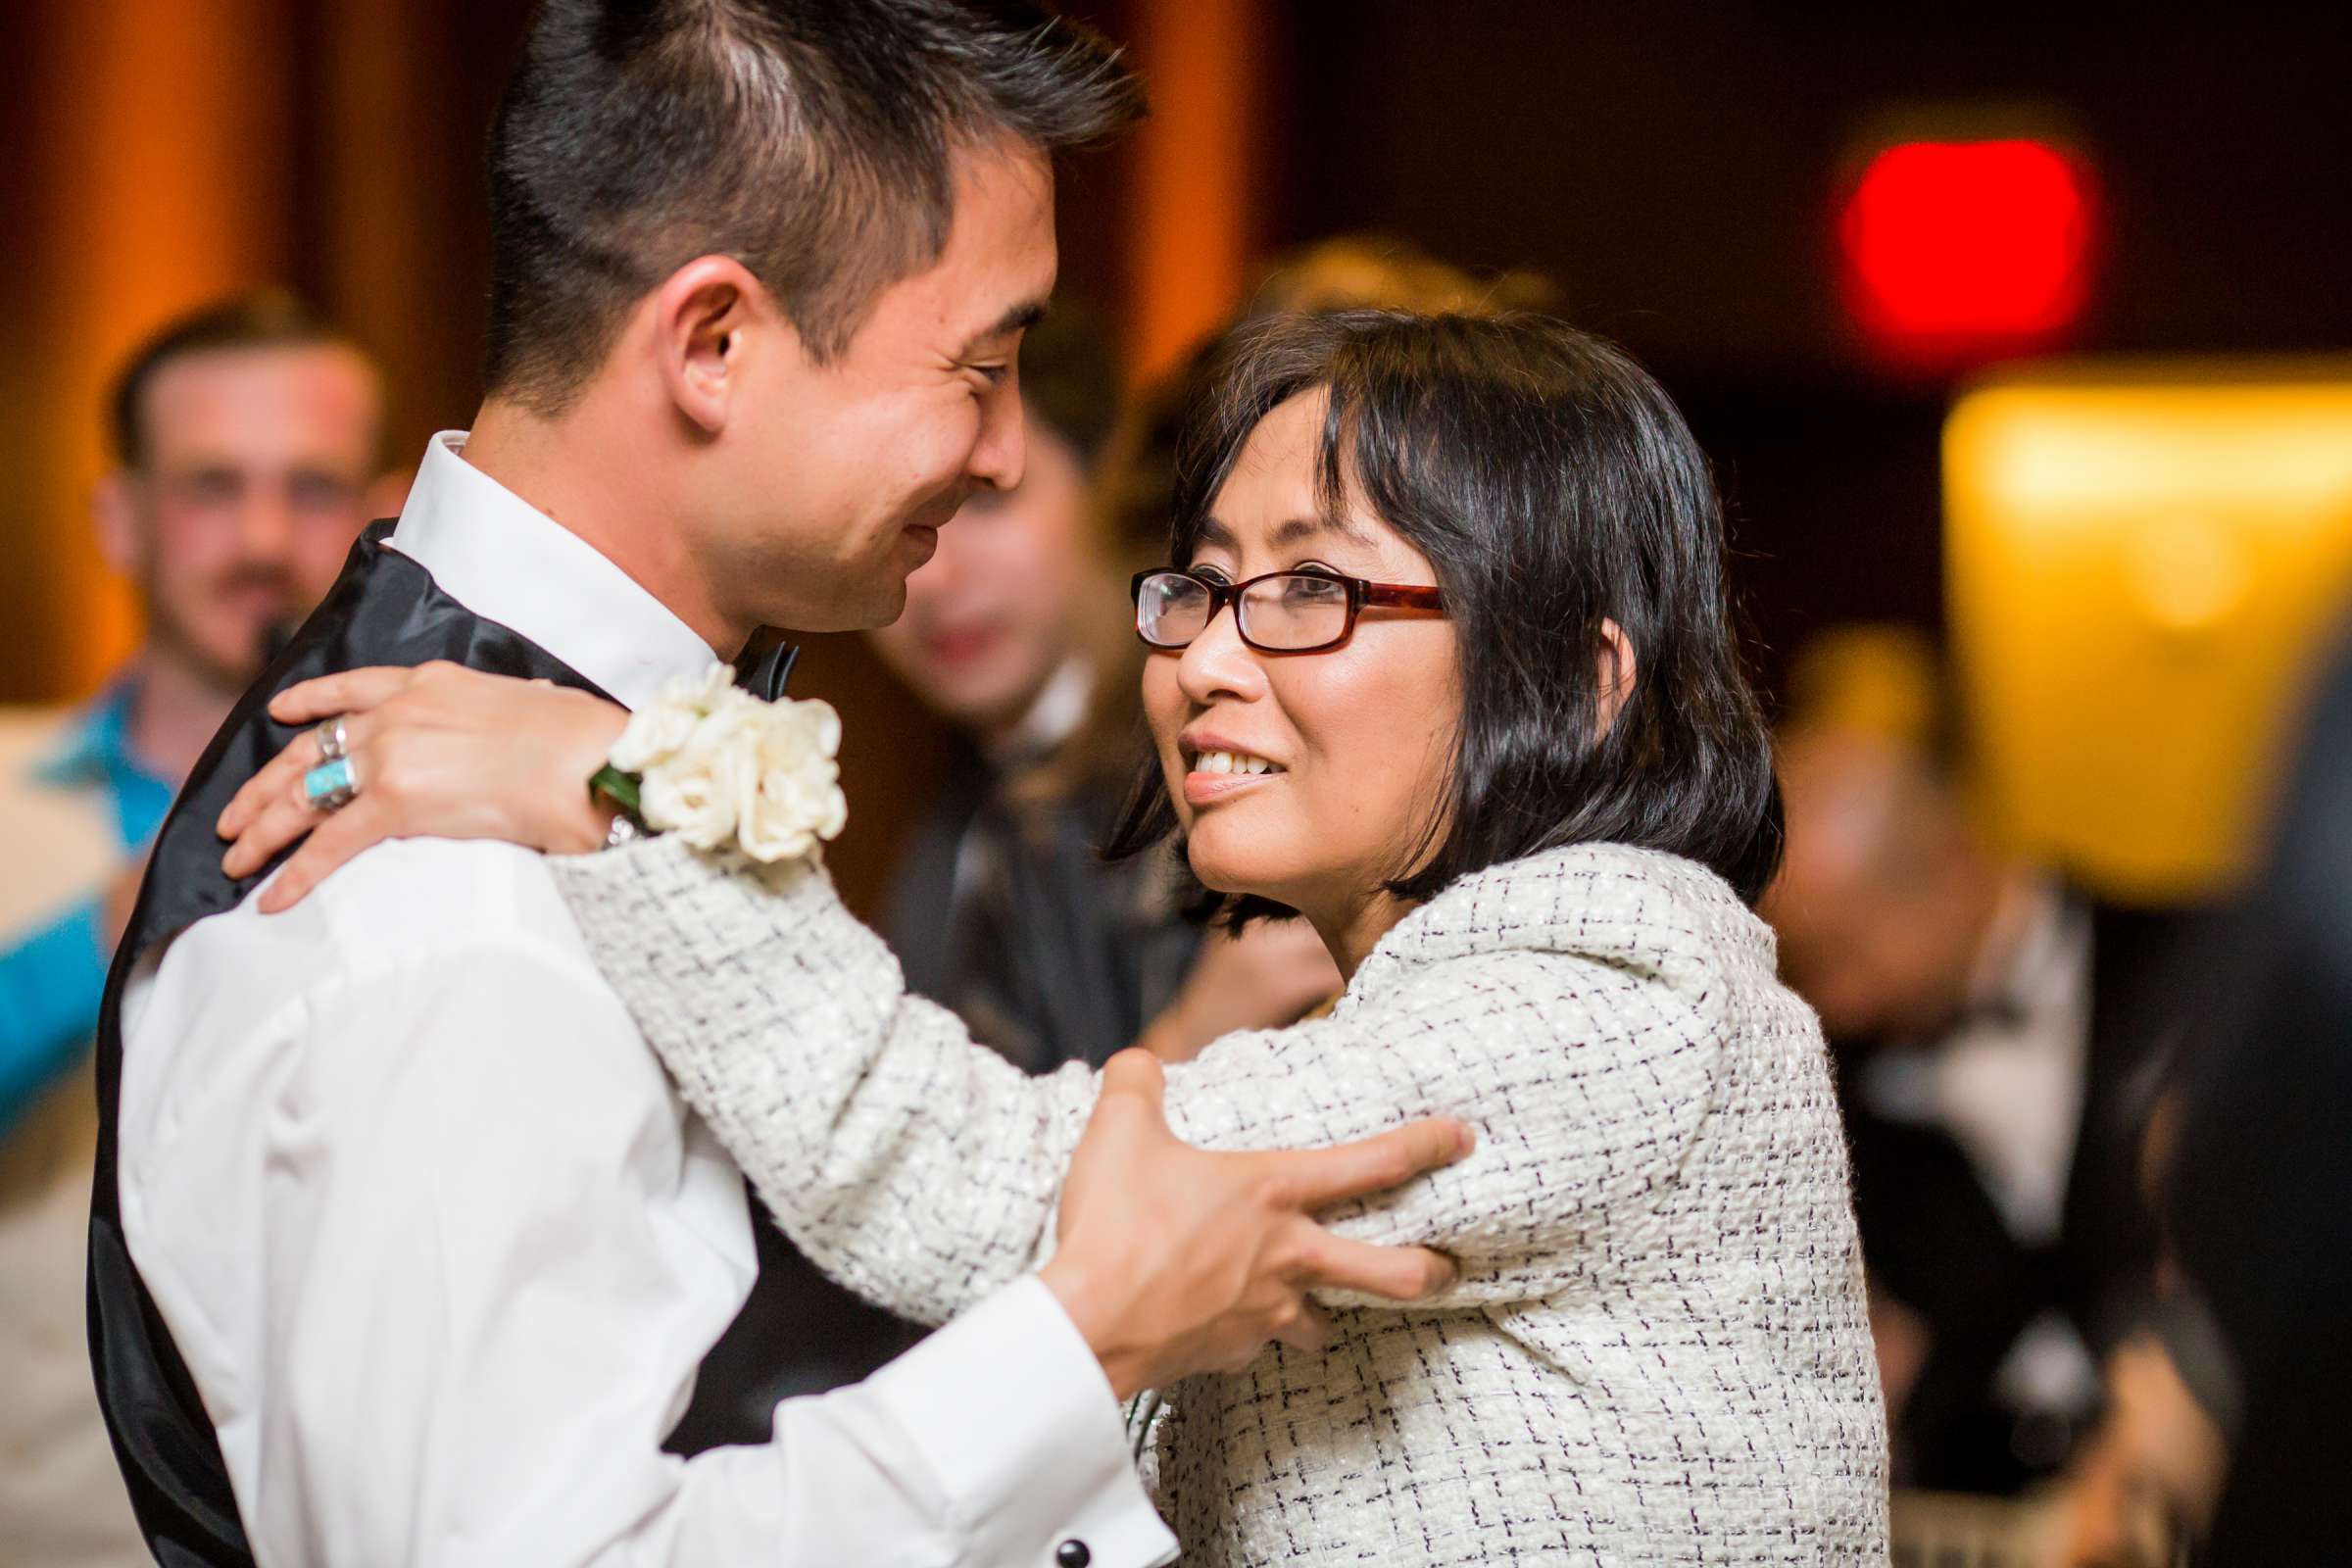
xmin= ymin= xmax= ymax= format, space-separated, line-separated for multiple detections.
xmin=115 ymin=432 xmax=1175 ymax=1568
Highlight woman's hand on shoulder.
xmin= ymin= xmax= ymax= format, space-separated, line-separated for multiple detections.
xmin=216 ymin=662 xmax=629 ymax=913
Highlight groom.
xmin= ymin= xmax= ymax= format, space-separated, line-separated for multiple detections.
xmin=89 ymin=4 xmax=1466 ymax=1565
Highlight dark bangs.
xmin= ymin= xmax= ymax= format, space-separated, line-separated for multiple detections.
xmin=1106 ymin=309 xmax=1783 ymax=917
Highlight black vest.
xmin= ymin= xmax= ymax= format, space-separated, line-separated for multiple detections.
xmin=85 ymin=522 xmax=913 ymax=1564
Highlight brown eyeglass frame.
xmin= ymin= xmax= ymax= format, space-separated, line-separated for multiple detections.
xmin=1130 ymin=567 xmax=1446 ymax=654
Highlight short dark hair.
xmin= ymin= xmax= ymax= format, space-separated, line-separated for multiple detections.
xmin=109 ymin=290 xmax=372 ymax=467
xmin=1107 ymin=310 xmax=1785 ymax=917
xmin=485 ymin=0 xmax=1143 ymax=414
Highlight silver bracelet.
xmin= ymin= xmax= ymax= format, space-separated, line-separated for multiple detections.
xmin=604 ymin=810 xmax=648 ymax=851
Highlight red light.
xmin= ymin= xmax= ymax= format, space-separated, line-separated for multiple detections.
xmin=1840 ymin=139 xmax=2094 ymax=358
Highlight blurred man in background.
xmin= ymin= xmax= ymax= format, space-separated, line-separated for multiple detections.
xmin=0 ymin=292 xmax=384 ymax=1566
xmin=1770 ymin=630 xmax=2161 ymax=1489
xmin=1767 ymin=627 xmax=2222 ymax=1548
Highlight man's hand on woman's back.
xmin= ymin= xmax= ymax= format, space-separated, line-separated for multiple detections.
xmin=1038 ymin=1049 xmax=1472 ymax=1398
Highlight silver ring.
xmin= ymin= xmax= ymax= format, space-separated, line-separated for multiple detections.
xmin=303 ymin=757 xmax=360 ymax=812
xmin=315 ymin=716 xmax=350 ymax=763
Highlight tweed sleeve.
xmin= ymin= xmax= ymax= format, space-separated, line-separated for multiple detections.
xmin=552 ymin=835 xmax=1096 ymax=1327
xmin=1159 ymin=947 xmax=1726 ymax=1305
xmin=555 ymin=836 xmax=1730 ymax=1318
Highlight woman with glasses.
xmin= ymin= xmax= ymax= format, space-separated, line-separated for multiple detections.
xmin=218 ymin=311 xmax=1887 ymax=1563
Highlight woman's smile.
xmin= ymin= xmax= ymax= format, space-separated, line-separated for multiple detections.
xmin=1180 ymin=727 xmax=1289 ymax=806
xmin=1182 ymin=756 xmax=1285 ymax=806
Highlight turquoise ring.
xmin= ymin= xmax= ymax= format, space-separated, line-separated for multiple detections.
xmin=303 ymin=757 xmax=360 ymax=812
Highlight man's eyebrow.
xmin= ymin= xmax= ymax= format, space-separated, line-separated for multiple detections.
xmin=957 ymin=299 xmax=1049 ymax=360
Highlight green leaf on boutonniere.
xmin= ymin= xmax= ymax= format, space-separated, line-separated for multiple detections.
xmin=588 ymin=763 xmax=642 ymax=815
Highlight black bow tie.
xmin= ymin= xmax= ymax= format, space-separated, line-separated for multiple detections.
xmin=736 ymin=640 xmax=800 ymax=702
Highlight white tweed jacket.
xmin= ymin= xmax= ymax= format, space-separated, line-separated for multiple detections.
xmin=552 ymin=836 xmax=1889 ymax=1565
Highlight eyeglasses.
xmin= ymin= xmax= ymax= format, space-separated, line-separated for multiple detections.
xmin=1131 ymin=568 xmax=1446 ymax=654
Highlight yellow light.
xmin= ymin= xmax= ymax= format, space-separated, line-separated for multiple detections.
xmin=1945 ymin=362 xmax=2352 ymax=903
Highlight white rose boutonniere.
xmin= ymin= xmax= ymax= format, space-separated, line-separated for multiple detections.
xmin=740 ymin=698 xmax=848 ymax=860
xmin=593 ymin=663 xmax=847 ymax=862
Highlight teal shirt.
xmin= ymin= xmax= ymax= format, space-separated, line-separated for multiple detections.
xmin=0 ymin=685 xmax=174 ymax=1137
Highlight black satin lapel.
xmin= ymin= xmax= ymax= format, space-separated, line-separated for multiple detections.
xmin=735 ymin=638 xmax=800 ymax=701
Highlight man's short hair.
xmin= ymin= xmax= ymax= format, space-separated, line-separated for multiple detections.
xmin=109 ymin=291 xmax=374 ymax=468
xmin=485 ymin=0 xmax=1143 ymax=415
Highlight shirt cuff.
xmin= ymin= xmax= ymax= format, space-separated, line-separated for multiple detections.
xmin=868 ymin=1275 xmax=1177 ymax=1568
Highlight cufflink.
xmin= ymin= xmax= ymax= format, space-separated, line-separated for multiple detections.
xmin=1054 ymin=1541 xmax=1091 ymax=1568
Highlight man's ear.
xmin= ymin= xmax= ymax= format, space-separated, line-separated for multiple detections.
xmin=92 ymin=469 xmax=143 ymax=579
xmin=649 ymin=255 xmax=772 ymax=436
xmin=1595 ymin=617 xmax=1638 ymax=737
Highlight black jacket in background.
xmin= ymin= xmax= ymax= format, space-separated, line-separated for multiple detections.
xmin=1839 ymin=900 xmax=2190 ymax=1494
xmin=885 ymin=740 xmax=1200 ymax=1074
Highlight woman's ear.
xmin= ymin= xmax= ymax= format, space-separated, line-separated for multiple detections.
xmin=649 ymin=255 xmax=766 ymax=435
xmin=1595 ymin=617 xmax=1638 ymax=737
